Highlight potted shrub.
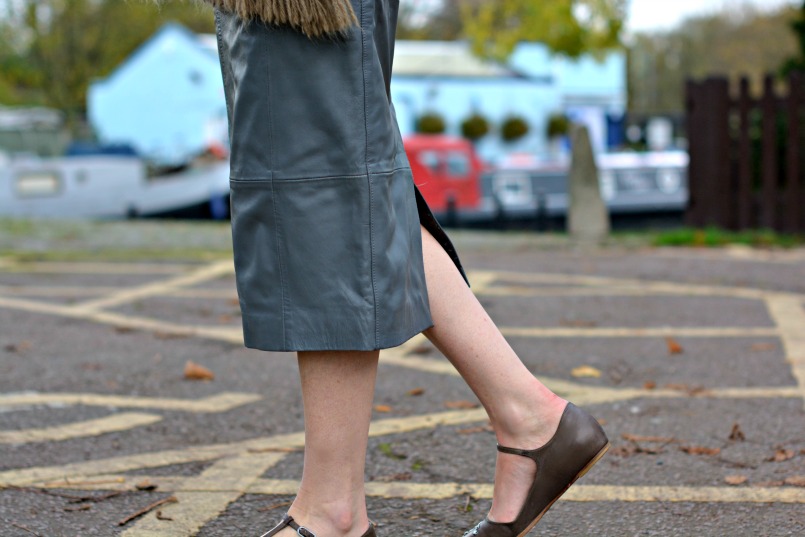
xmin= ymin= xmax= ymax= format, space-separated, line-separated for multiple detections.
xmin=416 ymin=112 xmax=446 ymax=134
xmin=501 ymin=115 xmax=530 ymax=142
xmin=460 ymin=113 xmax=490 ymax=141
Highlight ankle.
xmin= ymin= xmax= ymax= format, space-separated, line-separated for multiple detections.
xmin=491 ymin=388 xmax=567 ymax=448
xmin=288 ymin=497 xmax=368 ymax=536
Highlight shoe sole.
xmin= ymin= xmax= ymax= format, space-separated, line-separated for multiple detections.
xmin=516 ymin=441 xmax=611 ymax=537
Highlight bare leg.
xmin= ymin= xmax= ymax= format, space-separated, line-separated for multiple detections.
xmin=274 ymin=350 xmax=378 ymax=537
xmin=420 ymin=226 xmax=568 ymax=523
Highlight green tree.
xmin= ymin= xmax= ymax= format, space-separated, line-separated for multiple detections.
xmin=0 ymin=0 xmax=214 ymax=124
xmin=781 ymin=1 xmax=805 ymax=75
xmin=460 ymin=0 xmax=627 ymax=60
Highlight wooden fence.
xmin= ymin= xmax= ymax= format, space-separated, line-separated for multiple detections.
xmin=685 ymin=73 xmax=804 ymax=233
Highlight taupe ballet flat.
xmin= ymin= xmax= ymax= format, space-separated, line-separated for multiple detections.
xmin=260 ymin=513 xmax=376 ymax=537
xmin=463 ymin=403 xmax=609 ymax=537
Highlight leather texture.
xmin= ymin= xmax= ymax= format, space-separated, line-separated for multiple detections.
xmin=259 ymin=514 xmax=377 ymax=537
xmin=463 ymin=403 xmax=609 ymax=537
xmin=213 ymin=0 xmax=468 ymax=352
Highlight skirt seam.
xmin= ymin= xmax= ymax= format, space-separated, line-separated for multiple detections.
xmin=270 ymin=178 xmax=288 ymax=346
xmin=228 ymin=166 xmax=411 ymax=184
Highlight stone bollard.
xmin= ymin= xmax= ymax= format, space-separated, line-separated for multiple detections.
xmin=568 ymin=124 xmax=610 ymax=244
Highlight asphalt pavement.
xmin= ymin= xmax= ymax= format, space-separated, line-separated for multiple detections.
xmin=0 ymin=222 xmax=803 ymax=536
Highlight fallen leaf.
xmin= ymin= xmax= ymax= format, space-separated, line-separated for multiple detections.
xmin=135 ymin=480 xmax=157 ymax=492
xmin=664 ymin=383 xmax=708 ymax=396
xmin=724 ymin=475 xmax=748 ymax=486
xmin=680 ymin=445 xmax=721 ymax=456
xmin=217 ymin=314 xmax=233 ymax=323
xmin=597 ymin=418 xmax=608 ymax=426
xmin=374 ymin=405 xmax=392 ymax=413
xmin=406 ymin=388 xmax=425 ymax=397
xmin=643 ymin=380 xmax=657 ymax=390
xmin=665 ymin=337 xmax=684 ymax=355
xmin=444 ymin=400 xmax=479 ymax=409
xmin=784 ymin=475 xmax=805 ymax=487
xmin=409 ymin=344 xmax=433 ymax=355
xmin=183 ymin=360 xmax=215 ymax=381
xmin=728 ymin=423 xmax=746 ymax=442
xmin=571 ymin=365 xmax=602 ymax=378
xmin=749 ymin=342 xmax=776 ymax=352
xmin=4 ymin=341 xmax=32 ymax=352
xmin=767 ymin=449 xmax=795 ymax=463
xmin=610 ymin=445 xmax=637 ymax=457
xmin=621 ymin=433 xmax=675 ymax=443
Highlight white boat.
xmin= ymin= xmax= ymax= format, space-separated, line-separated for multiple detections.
xmin=0 ymin=153 xmax=230 ymax=219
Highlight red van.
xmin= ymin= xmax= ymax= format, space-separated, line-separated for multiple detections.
xmin=404 ymin=134 xmax=493 ymax=222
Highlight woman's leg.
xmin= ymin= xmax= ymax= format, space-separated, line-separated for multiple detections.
xmin=420 ymin=226 xmax=568 ymax=524
xmin=276 ymin=350 xmax=378 ymax=537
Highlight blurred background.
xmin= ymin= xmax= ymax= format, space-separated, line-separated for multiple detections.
xmin=0 ymin=0 xmax=803 ymax=242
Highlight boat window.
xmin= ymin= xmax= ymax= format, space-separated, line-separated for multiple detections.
xmin=417 ymin=151 xmax=440 ymax=174
xmin=446 ymin=151 xmax=470 ymax=178
xmin=15 ymin=171 xmax=61 ymax=197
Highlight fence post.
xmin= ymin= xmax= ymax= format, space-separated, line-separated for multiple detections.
xmin=737 ymin=77 xmax=753 ymax=230
xmin=687 ymin=77 xmax=730 ymax=228
xmin=685 ymin=80 xmax=706 ymax=227
xmin=786 ymin=73 xmax=802 ymax=233
xmin=760 ymin=75 xmax=779 ymax=230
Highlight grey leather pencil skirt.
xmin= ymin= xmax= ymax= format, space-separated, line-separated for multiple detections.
xmin=213 ymin=0 xmax=467 ymax=352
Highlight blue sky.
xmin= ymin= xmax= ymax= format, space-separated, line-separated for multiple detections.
xmin=628 ymin=0 xmax=799 ymax=31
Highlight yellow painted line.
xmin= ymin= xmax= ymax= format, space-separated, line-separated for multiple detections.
xmin=0 ymin=261 xmax=192 ymax=274
xmin=479 ymin=286 xmax=661 ymax=297
xmin=499 ymin=326 xmax=779 ymax=338
xmin=0 ymin=286 xmax=237 ymax=300
xmin=0 ymin=285 xmax=115 ymax=297
xmin=465 ymin=270 xmax=498 ymax=292
xmin=33 ymin=475 xmax=805 ymax=505
xmin=71 ymin=260 xmax=234 ymax=312
xmin=0 ymin=408 xmax=488 ymax=488
xmin=474 ymin=270 xmax=804 ymax=301
xmin=765 ymin=296 xmax=805 ymax=410
xmin=121 ymin=453 xmax=285 ymax=537
xmin=0 ymin=412 xmax=161 ymax=444
xmin=0 ymin=392 xmax=261 ymax=413
xmin=0 ymin=294 xmax=244 ymax=344
xmin=247 ymin=480 xmax=805 ymax=504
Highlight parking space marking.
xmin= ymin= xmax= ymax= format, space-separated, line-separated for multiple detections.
xmin=0 ymin=392 xmax=261 ymax=413
xmin=1 ymin=259 xmax=804 ymax=533
xmin=0 ymin=412 xmax=161 ymax=444
xmin=765 ymin=296 xmax=805 ymax=409
xmin=249 ymin=479 xmax=805 ymax=504
xmin=22 ymin=474 xmax=805 ymax=506
xmin=0 ymin=261 xmax=193 ymax=274
xmin=121 ymin=452 xmax=286 ymax=537
xmin=71 ymin=260 xmax=233 ymax=312
xmin=0 ymin=408 xmax=488 ymax=488
xmin=499 ymin=327 xmax=779 ymax=338
xmin=473 ymin=270 xmax=804 ymax=301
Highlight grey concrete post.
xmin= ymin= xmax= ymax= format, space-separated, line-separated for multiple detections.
xmin=568 ymin=124 xmax=610 ymax=243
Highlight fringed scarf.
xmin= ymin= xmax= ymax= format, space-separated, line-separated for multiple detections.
xmin=203 ymin=0 xmax=359 ymax=38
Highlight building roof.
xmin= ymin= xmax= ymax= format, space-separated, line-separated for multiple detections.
xmin=393 ymin=41 xmax=524 ymax=78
